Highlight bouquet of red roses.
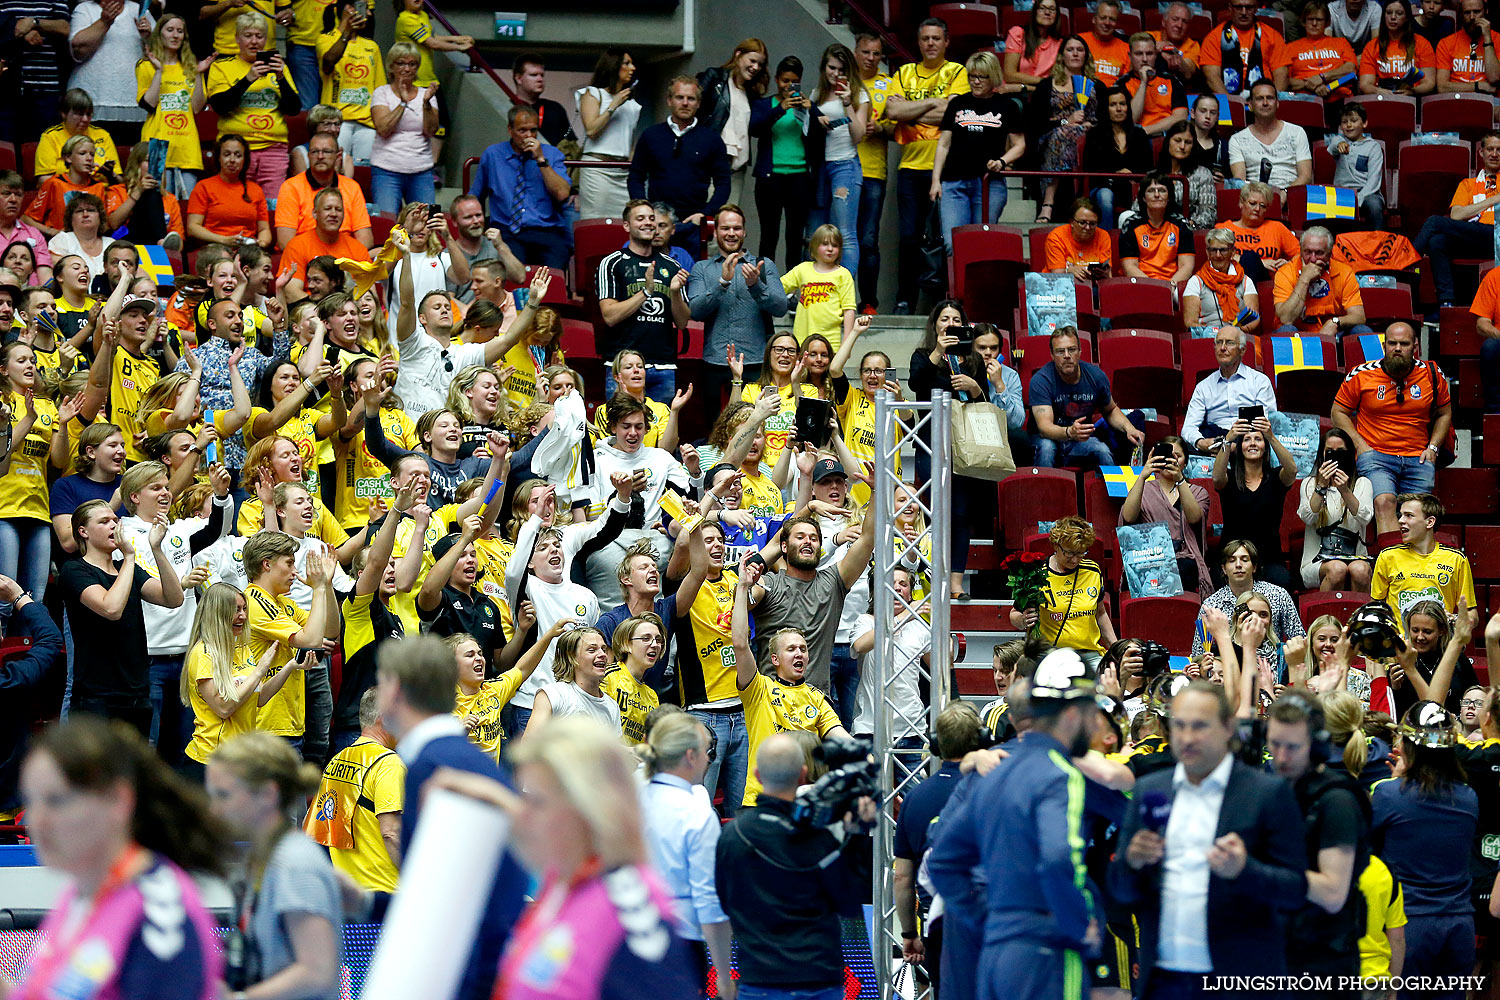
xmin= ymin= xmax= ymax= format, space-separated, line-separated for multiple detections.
xmin=999 ymin=551 xmax=1049 ymax=615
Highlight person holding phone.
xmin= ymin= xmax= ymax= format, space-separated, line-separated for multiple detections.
xmin=805 ymin=44 xmax=869 ymax=279
xmin=316 ymin=0 xmax=384 ymax=170
xmin=749 ymin=56 xmax=817 ymax=270
xmin=1297 ymin=428 xmax=1374 ymax=591
xmin=1042 ymin=198 xmax=1114 ymax=279
xmin=1029 ymin=325 xmax=1145 ymax=469
xmin=1272 ymin=226 xmax=1369 ymax=335
xmin=1213 ymin=412 xmax=1300 ymax=590
xmin=1120 ymin=436 xmax=1212 ymax=596
xmin=205 ymin=12 xmax=302 ymax=201
xmin=575 ymin=49 xmax=640 ymax=220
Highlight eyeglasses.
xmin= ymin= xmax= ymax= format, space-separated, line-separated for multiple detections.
xmin=1462 ymin=699 xmax=1485 ymax=709
xmin=1073 ymin=219 xmax=1098 ymax=228
xmin=859 ymin=368 xmax=889 ymax=376
xmin=770 ymin=345 xmax=799 ymax=355
xmin=1056 ymin=546 xmax=1088 ymax=558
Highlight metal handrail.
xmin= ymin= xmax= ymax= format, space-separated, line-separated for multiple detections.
xmin=420 ymin=0 xmax=519 ymax=104
xmin=462 ymin=156 xmax=634 ymax=194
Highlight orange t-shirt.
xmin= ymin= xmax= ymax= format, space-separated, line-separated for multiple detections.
xmin=282 ymin=229 xmax=371 ymax=285
xmin=1272 ymin=255 xmax=1363 ymax=331
xmin=1359 ymin=36 xmax=1436 ymax=83
xmin=1471 ymin=265 xmax=1500 ymax=323
xmin=1435 ymin=31 xmax=1500 ymax=84
xmin=1120 ymin=218 xmax=1190 ymax=279
xmin=1450 ymin=172 xmax=1500 ymax=225
xmin=186 ymin=174 xmax=270 ymax=240
xmin=24 ymin=177 xmax=108 ymax=232
xmin=273 ymin=171 xmax=372 ymax=241
xmin=1215 ymin=219 xmax=1299 ymax=263
xmin=1086 ymin=33 xmax=1132 ymax=85
xmin=1042 ymin=225 xmax=1112 ymax=272
xmin=1121 ymin=72 xmax=1186 ymax=127
xmin=105 ymin=186 xmax=185 ymax=237
xmin=1333 ymin=359 xmax=1452 ymax=456
xmin=1197 ymin=22 xmax=1287 ymax=75
xmin=1283 ymin=35 xmax=1357 ymax=79
xmin=1150 ymin=30 xmax=1201 ymax=68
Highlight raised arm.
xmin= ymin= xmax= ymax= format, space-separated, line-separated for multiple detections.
xmin=139 ymin=515 xmax=184 ymax=609
xmin=732 ymin=554 xmax=762 ymax=690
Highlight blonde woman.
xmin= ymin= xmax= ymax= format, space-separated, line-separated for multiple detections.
xmin=447 ymin=364 xmax=509 ymax=460
xmin=137 ymin=13 xmax=213 ymax=199
xmin=370 ymin=41 xmax=441 ymax=217
xmin=448 ymin=613 xmax=559 ymax=759
xmin=0 ymin=341 xmax=77 ymax=598
xmin=392 ymin=201 xmax=469 ymax=318
xmin=139 ymin=346 xmax=250 ymax=441
xmin=593 ymin=348 xmax=676 ymax=449
xmin=178 ymin=582 xmax=300 ymax=781
xmin=528 ymin=625 xmax=620 ymax=732
xmin=602 ymin=613 xmax=663 ymax=743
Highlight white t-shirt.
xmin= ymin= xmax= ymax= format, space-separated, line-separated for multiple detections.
xmin=851 ymin=612 xmax=928 ymax=737
xmin=815 ymin=93 xmax=869 ymax=164
xmin=1183 ymin=272 xmax=1256 ymax=326
xmin=575 ymin=86 xmax=641 ymax=159
xmin=48 ymin=232 xmax=105 ymax=279
xmin=503 ymin=559 xmax=601 ymax=709
xmin=112 ymin=496 xmax=232 ymax=655
xmin=589 ymin=441 xmax=689 ymax=524
xmin=723 ymin=83 xmax=751 ymax=170
xmin=69 ymin=1 xmax=154 ymax=119
xmin=369 ymin=84 xmax=437 ymax=174
xmin=540 ymin=681 xmax=622 ymax=729
xmin=385 ymin=250 xmax=452 ymax=333
xmin=1227 ymin=122 xmax=1311 ymax=190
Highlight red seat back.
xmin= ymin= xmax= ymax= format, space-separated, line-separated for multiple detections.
xmin=998 ymin=468 xmax=1080 ymax=549
xmin=1119 ymin=595 xmax=1203 ymax=652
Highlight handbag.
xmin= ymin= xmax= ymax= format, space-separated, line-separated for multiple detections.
xmin=951 ymin=401 xmax=1016 ymax=481
xmin=1315 ymin=525 xmax=1361 ymax=561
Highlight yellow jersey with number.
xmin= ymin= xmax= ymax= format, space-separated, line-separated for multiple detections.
xmin=0 ymin=394 xmax=58 ymax=522
xmin=673 ymin=571 xmax=739 ymax=707
xmin=454 ymin=669 xmax=526 ymax=760
xmin=601 ymin=667 xmax=659 ymax=744
xmin=111 ymin=347 xmax=159 ymax=464
xmin=837 ymin=383 xmax=901 ymax=507
xmin=245 ymin=583 xmax=308 ymax=736
xmin=741 ymin=671 xmax=841 ymax=805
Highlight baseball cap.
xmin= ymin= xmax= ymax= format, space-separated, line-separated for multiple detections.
xmin=813 ymin=458 xmax=847 ymax=483
xmin=120 ymin=295 xmax=159 ymax=315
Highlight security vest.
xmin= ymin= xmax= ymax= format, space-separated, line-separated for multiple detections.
xmin=304 ymin=739 xmax=395 ymax=851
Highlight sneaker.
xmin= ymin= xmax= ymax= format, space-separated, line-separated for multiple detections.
xmin=859 ymin=304 xmax=877 ymax=316
xmin=893 ymin=301 xmax=913 ymax=316
xmin=161 ymin=232 xmax=183 ymax=253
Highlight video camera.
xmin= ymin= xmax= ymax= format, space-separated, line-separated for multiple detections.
xmin=1137 ymin=640 xmax=1171 ymax=680
xmin=790 ymin=734 xmax=880 ymax=828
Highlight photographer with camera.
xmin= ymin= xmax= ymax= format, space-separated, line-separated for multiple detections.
xmin=714 ymin=731 xmax=875 ymax=1000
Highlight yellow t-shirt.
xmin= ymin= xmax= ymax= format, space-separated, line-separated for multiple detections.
xmin=394 ymin=10 xmax=438 ymax=87
xmin=206 ymin=57 xmax=297 ymax=149
xmin=741 ymin=670 xmax=841 ymax=805
xmin=889 ymin=60 xmax=969 ymax=171
xmin=288 ymin=0 xmax=335 ymax=46
xmin=741 ymin=470 xmax=785 ymax=518
xmin=779 ymin=262 xmax=855 ymax=351
xmin=319 ymin=738 xmax=405 ymax=893
xmin=1371 ymin=543 xmax=1477 ymax=624
xmin=135 ymin=60 xmax=204 ymax=171
xmin=184 ymin=641 xmax=259 ymax=764
xmin=836 ymin=383 xmax=899 ymax=507
xmin=110 ymin=347 xmax=157 ymax=465
xmin=237 ymin=493 xmax=349 ymax=543
xmin=600 ymin=666 xmax=659 ymax=744
xmin=34 ymin=124 xmax=119 ymax=178
xmin=386 ymin=506 xmax=458 ymax=634
xmin=1358 ymin=854 xmax=1407 ymax=979
xmin=30 ymin=341 xmax=81 ymax=384
xmin=213 ymin=0 xmax=281 ymax=54
xmin=500 ymin=340 xmax=550 ymax=411
xmin=473 ymin=535 xmax=514 ymax=640
xmin=0 ymin=395 xmax=58 ymax=522
xmin=334 ymin=406 xmax=419 ymax=530
xmin=245 ymin=405 xmax=323 ymax=494
xmin=857 ymin=72 xmax=894 ymax=182
xmin=1038 ymin=558 xmax=1107 ymax=654
xmin=315 ymin=32 xmax=385 ymax=127
xmin=674 ymin=571 xmax=739 ymax=708
xmin=245 ymin=583 xmax=308 ymax=736
xmin=453 ymin=669 xmax=526 ymax=760
xmin=738 ymin=382 xmax=820 ymax=471
xmin=591 ymin=395 xmax=670 ymax=448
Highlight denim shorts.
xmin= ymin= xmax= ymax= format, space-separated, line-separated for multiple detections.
xmin=1356 ymin=449 xmax=1435 ymax=498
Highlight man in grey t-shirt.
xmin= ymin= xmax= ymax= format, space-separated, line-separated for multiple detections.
xmin=748 ymin=512 xmax=876 ymax=693
xmin=447 ymin=194 xmax=524 ymax=304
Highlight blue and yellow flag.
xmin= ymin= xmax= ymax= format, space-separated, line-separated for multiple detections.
xmin=1305 ymin=186 xmax=1357 ymax=221
xmin=1072 ymin=75 xmax=1095 ymax=107
xmin=1353 ymin=332 xmax=1384 ymax=366
xmin=138 ymin=244 xmax=175 ymax=288
xmin=1329 ymin=72 xmax=1359 ymax=93
xmin=1100 ymin=465 xmax=1147 ymax=498
xmin=1188 ymin=92 xmax=1232 ymax=125
xmin=1271 ymin=336 xmax=1327 ymax=376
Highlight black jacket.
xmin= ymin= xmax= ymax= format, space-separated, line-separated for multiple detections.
xmin=696 ymin=66 xmax=734 ymax=137
xmin=1108 ymin=757 xmax=1308 ymax=994
xmin=715 ymin=796 xmax=870 ymax=989
xmin=0 ymin=602 xmax=62 ymax=812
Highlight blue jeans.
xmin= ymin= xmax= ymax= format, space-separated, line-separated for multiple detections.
xmin=604 ymin=366 xmax=675 ymax=405
xmin=1414 ymin=215 xmax=1494 ymax=303
xmin=371 ymin=164 xmax=436 ymax=218
xmin=330 ymin=727 xmax=361 ymax=757
xmin=739 ymin=984 xmax=843 ymax=1000
xmin=0 ymin=518 xmax=50 ymax=600
xmin=503 ymin=225 xmax=571 ymax=269
xmin=1356 ymin=448 xmax=1435 ymax=499
xmin=939 ymin=176 xmax=1008 ymax=254
xmin=688 ymin=708 xmax=749 ymax=816
xmin=161 ymin=168 xmax=197 ymax=201
xmin=501 ymin=702 xmax=533 ymax=747
xmin=1090 ymin=186 xmax=1120 ymax=228
xmin=1032 ymin=432 xmax=1115 ymax=469
xmin=148 ymin=654 xmax=188 ymax=765
xmin=828 ymin=643 xmax=860 ymax=730
xmin=287 ymin=44 xmax=322 ymax=123
xmin=807 ymin=158 xmax=862 ymax=277
xmin=857 ymin=175 xmax=885 ymax=307
xmin=1362 ymin=193 xmax=1386 ymax=231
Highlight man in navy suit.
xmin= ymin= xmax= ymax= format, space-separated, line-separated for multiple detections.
xmin=1109 ymin=681 xmax=1307 ymax=999
xmin=377 ymin=635 xmax=528 ymax=1000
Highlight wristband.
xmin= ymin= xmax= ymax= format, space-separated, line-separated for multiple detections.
xmin=484 ymin=478 xmax=505 ymax=504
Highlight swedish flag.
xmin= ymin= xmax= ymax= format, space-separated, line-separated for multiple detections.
xmin=138 ymin=244 xmax=175 ymax=288
xmin=1072 ymin=75 xmax=1095 ymax=107
xmin=1271 ymin=336 xmax=1327 ymax=375
xmin=1305 ymin=186 xmax=1357 ymax=221
xmin=1100 ymin=465 xmax=1146 ymax=498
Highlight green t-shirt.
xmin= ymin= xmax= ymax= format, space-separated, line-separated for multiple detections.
xmin=770 ymin=101 xmax=806 ymax=174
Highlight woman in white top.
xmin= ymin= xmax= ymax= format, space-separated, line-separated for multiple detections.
xmin=1297 ymin=428 xmax=1375 ymax=591
xmin=576 ymin=49 xmax=642 ymax=220
xmin=696 ymin=39 xmax=768 ymax=209
xmin=529 ymin=624 xmax=621 ymax=732
xmin=369 ymin=41 xmax=440 ymax=218
xmin=48 ymin=194 xmax=107 ymax=280
xmin=805 ymin=43 xmax=868 ymax=278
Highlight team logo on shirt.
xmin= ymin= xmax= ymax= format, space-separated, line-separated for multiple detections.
xmin=805 ymin=705 xmax=818 ymax=720
xmin=576 ymin=604 xmax=588 ymax=616
xmin=1410 ymin=384 xmax=1422 ymax=399
xmin=1439 ymin=571 xmax=1451 ymax=586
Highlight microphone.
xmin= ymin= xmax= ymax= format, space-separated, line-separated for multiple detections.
xmin=1140 ymin=789 xmax=1172 ymax=834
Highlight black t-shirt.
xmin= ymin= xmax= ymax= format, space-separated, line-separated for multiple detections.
xmin=523 ymin=96 xmax=576 ymax=148
xmin=418 ymin=585 xmax=503 ymax=655
xmin=59 ymin=559 xmax=152 ymax=704
xmin=1288 ymin=769 xmax=1368 ymax=972
xmin=1219 ymin=471 xmax=1290 ymax=565
xmin=937 ymin=92 xmax=1016 ymax=181
xmin=1391 ymin=650 xmax=1482 ymax=721
xmin=594 ymin=248 xmax=685 ymax=363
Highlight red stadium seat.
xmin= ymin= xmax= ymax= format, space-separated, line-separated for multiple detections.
xmin=1015 ymin=279 xmax=1098 ymax=334
xmin=1466 ymin=525 xmax=1500 ymax=582
xmin=574 ymin=217 xmax=628 ymax=321
xmin=1418 ymin=93 xmax=1499 ymax=143
xmin=1484 ymin=414 xmax=1500 ymax=466
xmin=1349 ymin=93 xmax=1419 ymax=144
xmin=1120 ymin=595 xmax=1202 ymax=651
xmin=1312 ymin=143 xmax=1337 ymax=184
xmin=1189 ymin=477 xmax=1225 ymax=540
xmin=1437 ymin=467 xmax=1500 ymax=517
xmin=1439 ymin=306 xmax=1482 ymax=356
xmin=930 ymin=3 xmax=1001 ymax=58
xmin=1341 ymin=330 xmax=1388 ymax=368
xmin=559 ymin=318 xmax=596 ymax=359
xmin=1000 ymin=6 xmax=1071 ymax=34
xmin=950 ymin=224 xmax=1025 ymax=299
xmin=0 ymin=142 xmax=16 ymax=174
xmin=370 ymin=214 xmax=396 ymax=245
xmin=1097 ymin=276 xmax=1177 ymax=331
xmin=998 ymin=468 xmax=1080 ymax=549
xmin=1276 ymin=97 xmax=1326 ymax=134
xmin=1357 ymin=286 xmax=1414 ymax=332
xmin=19 ymin=142 xmax=36 ymax=187
xmin=1097 ymin=327 xmax=1175 ymax=374
xmin=1396 ymin=137 xmax=1473 ymax=176
xmin=1298 ymin=590 xmax=1372 ymax=625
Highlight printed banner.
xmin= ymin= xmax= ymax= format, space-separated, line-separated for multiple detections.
xmin=1118 ymin=522 xmax=1184 ymax=598
xmin=1269 ymin=410 xmax=1321 ymax=477
xmin=1025 ymin=272 xmax=1077 ymax=335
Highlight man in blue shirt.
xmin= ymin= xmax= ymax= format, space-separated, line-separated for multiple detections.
xmin=1182 ymin=325 xmax=1278 ymax=453
xmin=467 ymin=105 xmax=571 ymax=269
xmin=1028 ymin=327 xmax=1144 ymax=469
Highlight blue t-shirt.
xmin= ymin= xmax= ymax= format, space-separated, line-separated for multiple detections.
xmin=597 ymin=593 xmax=678 ymax=649
xmin=1028 ymin=361 xmax=1113 ymax=425
xmin=1371 ymin=776 xmax=1478 ymax=915
xmin=49 ymin=472 xmax=121 ymax=518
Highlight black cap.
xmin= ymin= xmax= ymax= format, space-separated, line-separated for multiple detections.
xmin=813 ymin=458 xmax=846 ymax=483
xmin=431 ymin=531 xmax=467 ymax=562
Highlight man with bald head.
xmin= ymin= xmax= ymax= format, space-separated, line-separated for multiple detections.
xmin=716 ymin=730 xmax=875 ymax=1000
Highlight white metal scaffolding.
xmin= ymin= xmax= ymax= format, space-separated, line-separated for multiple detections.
xmin=871 ymin=389 xmax=953 ymax=1000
